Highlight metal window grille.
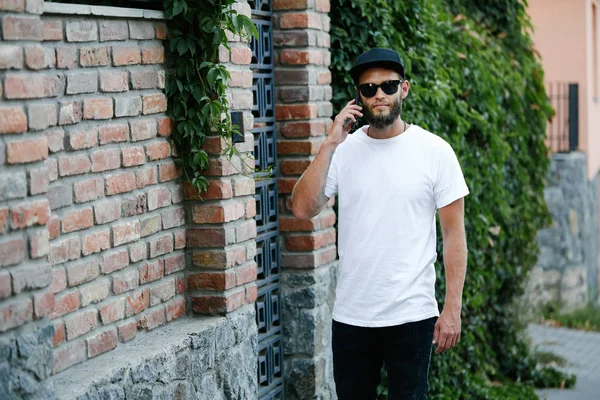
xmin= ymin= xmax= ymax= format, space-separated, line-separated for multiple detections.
xmin=547 ymin=82 xmax=579 ymax=153
xmin=249 ymin=1 xmax=284 ymax=399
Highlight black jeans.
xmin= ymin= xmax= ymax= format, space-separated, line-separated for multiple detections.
xmin=332 ymin=317 xmax=437 ymax=400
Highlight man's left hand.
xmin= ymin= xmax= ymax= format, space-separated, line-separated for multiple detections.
xmin=432 ymin=307 xmax=461 ymax=354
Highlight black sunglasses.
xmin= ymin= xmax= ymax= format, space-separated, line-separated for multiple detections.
xmin=358 ymin=80 xmax=402 ymax=98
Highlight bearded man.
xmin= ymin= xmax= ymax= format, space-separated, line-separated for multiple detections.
xmin=290 ymin=48 xmax=470 ymax=400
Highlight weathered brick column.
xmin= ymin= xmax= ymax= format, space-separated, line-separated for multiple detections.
xmin=273 ymin=0 xmax=337 ymax=398
xmin=186 ymin=1 xmax=259 ymax=316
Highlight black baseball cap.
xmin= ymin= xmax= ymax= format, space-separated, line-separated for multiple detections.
xmin=349 ymin=48 xmax=405 ymax=84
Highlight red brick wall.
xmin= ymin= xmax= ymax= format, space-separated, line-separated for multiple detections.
xmin=273 ymin=0 xmax=336 ymax=260
xmin=0 ymin=1 xmax=185 ymax=375
xmin=273 ymin=5 xmax=336 ymax=260
xmin=1 ymin=0 xmax=256 ymax=380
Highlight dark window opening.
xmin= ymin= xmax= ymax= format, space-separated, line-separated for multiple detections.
xmin=45 ymin=0 xmax=163 ymax=11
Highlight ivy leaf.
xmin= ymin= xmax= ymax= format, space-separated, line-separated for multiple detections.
xmin=238 ymin=15 xmax=258 ymax=39
xmin=212 ymin=30 xmax=224 ymax=47
xmin=201 ymin=17 xmax=215 ymax=33
xmin=197 ymin=151 xmax=209 ymax=168
xmin=176 ymin=120 xmax=185 ymax=133
xmin=210 ymin=102 xmax=220 ymax=119
xmin=169 ymin=37 xmax=180 ymax=52
xmin=165 ymin=75 xmax=172 ymax=95
xmin=176 ymin=62 xmax=186 ymax=78
xmin=193 ymin=152 xmax=202 ymax=166
xmin=194 ymin=175 xmax=209 ymax=192
xmin=201 ymin=103 xmax=211 ymax=118
xmin=173 ymin=102 xmax=182 ymax=118
xmin=231 ymin=13 xmax=240 ymax=31
xmin=207 ymin=67 xmax=218 ymax=86
xmin=192 ymin=85 xmax=204 ymax=102
xmin=183 ymin=121 xmax=194 ymax=137
xmin=172 ymin=0 xmax=183 ymax=16
xmin=216 ymin=67 xmax=229 ymax=83
xmin=185 ymin=61 xmax=195 ymax=82
xmin=177 ymin=39 xmax=188 ymax=56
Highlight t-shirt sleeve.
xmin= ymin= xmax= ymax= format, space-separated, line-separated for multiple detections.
xmin=324 ymin=149 xmax=338 ymax=199
xmin=434 ymin=142 xmax=469 ymax=209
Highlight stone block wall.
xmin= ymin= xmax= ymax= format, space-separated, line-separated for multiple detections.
xmin=272 ymin=0 xmax=337 ymax=398
xmin=526 ymin=152 xmax=600 ymax=313
xmin=596 ymin=171 xmax=600 ymax=307
xmin=51 ymin=306 xmax=258 ymax=400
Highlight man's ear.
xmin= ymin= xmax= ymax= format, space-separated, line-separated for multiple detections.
xmin=401 ymin=81 xmax=410 ymax=99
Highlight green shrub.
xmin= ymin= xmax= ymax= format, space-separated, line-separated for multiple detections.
xmin=531 ymin=367 xmax=576 ymax=389
xmin=330 ymin=0 xmax=575 ymax=397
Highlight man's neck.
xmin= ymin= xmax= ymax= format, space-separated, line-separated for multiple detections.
xmin=366 ymin=118 xmax=408 ymax=139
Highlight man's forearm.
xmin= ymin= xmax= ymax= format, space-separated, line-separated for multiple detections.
xmin=442 ymin=230 xmax=467 ymax=310
xmin=291 ymin=140 xmax=337 ymax=220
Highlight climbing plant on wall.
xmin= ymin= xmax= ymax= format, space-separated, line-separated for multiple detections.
xmin=163 ymin=0 xmax=257 ymax=193
xmin=330 ymin=0 xmax=575 ymax=398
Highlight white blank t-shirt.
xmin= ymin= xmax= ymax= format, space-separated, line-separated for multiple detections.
xmin=324 ymin=124 xmax=469 ymax=327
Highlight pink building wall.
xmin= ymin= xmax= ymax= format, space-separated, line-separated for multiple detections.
xmin=528 ymin=0 xmax=600 ymax=179
xmin=588 ymin=0 xmax=600 ymax=179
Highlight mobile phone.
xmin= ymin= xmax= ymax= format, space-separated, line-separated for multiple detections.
xmin=343 ymin=91 xmax=361 ymax=129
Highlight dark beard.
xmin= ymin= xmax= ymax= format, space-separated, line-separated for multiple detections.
xmin=362 ymin=97 xmax=402 ymax=129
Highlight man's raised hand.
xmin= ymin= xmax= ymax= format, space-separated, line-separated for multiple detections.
xmin=327 ymin=99 xmax=363 ymax=146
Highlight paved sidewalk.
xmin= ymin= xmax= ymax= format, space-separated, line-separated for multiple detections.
xmin=528 ymin=323 xmax=600 ymax=400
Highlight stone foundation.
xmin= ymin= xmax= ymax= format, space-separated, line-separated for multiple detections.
xmin=526 ymin=152 xmax=600 ymax=313
xmin=282 ymin=263 xmax=337 ymax=399
xmin=51 ymin=306 xmax=257 ymax=400
xmin=1 ymin=322 xmax=55 ymax=400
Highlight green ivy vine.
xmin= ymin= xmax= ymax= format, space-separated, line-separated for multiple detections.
xmin=163 ymin=0 xmax=257 ymax=193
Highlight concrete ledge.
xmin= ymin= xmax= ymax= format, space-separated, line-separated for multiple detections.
xmin=43 ymin=2 xmax=166 ymax=19
xmin=51 ymin=306 xmax=258 ymax=400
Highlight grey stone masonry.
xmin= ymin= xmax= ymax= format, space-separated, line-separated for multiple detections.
xmin=596 ymin=172 xmax=600 ymax=308
xmin=526 ymin=153 xmax=600 ymax=313
xmin=282 ymin=265 xmax=337 ymax=399
xmin=52 ymin=306 xmax=258 ymax=400
xmin=0 ymin=322 xmax=55 ymax=400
